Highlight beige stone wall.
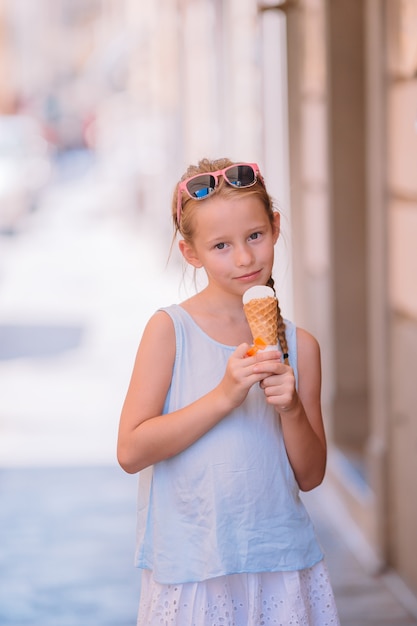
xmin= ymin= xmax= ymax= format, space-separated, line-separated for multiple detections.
xmin=284 ymin=0 xmax=417 ymax=597
xmin=386 ymin=0 xmax=417 ymax=592
xmin=290 ymin=0 xmax=335 ymax=426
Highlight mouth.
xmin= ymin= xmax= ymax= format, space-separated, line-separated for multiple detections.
xmin=235 ymin=270 xmax=262 ymax=282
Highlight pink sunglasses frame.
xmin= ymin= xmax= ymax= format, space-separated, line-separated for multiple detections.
xmin=176 ymin=162 xmax=262 ymax=225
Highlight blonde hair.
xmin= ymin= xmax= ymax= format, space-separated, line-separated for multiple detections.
xmin=172 ymin=157 xmax=289 ymax=364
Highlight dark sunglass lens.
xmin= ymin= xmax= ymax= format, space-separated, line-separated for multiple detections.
xmin=186 ymin=175 xmax=216 ymax=199
xmin=225 ymin=165 xmax=255 ymax=187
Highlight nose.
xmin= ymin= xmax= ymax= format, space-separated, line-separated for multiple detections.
xmin=234 ymin=243 xmax=253 ymax=266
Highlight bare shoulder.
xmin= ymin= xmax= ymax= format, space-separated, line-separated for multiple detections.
xmin=133 ymin=309 xmax=176 ymax=378
xmin=295 ymin=326 xmax=322 ymax=394
xmin=122 ymin=309 xmax=176 ymax=423
xmin=295 ymin=326 xmax=321 ymax=362
xmin=142 ymin=309 xmax=176 ymax=346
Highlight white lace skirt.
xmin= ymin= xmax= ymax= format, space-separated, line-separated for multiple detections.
xmin=136 ymin=560 xmax=340 ymax=626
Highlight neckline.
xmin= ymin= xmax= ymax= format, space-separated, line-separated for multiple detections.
xmin=174 ymin=304 xmax=237 ymax=350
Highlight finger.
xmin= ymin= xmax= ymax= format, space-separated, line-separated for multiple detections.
xmin=253 ymin=360 xmax=287 ymax=378
xmin=254 ymin=349 xmax=281 ymax=363
xmin=235 ymin=342 xmax=252 ymax=358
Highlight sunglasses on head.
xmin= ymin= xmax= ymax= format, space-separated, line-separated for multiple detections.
xmin=176 ymin=162 xmax=262 ymax=225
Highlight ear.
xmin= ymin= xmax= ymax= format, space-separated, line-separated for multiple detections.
xmin=272 ymin=211 xmax=280 ymax=244
xmin=178 ymin=239 xmax=203 ymax=268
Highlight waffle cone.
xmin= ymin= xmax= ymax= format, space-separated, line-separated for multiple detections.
xmin=243 ymin=296 xmax=278 ymax=346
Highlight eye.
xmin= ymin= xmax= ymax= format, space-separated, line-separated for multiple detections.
xmin=249 ymin=232 xmax=261 ymax=241
xmin=215 ymin=242 xmax=227 ymax=250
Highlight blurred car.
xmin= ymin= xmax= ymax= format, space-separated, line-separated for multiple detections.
xmin=0 ymin=114 xmax=52 ymax=234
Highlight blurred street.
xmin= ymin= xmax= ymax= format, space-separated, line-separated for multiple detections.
xmin=1 ymin=168 xmax=417 ymax=625
xmin=0 ymin=162 xmax=183 ymax=467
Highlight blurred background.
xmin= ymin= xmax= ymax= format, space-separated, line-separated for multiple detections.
xmin=0 ymin=0 xmax=417 ymax=624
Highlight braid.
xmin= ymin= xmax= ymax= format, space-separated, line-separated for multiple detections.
xmin=267 ymin=277 xmax=289 ymax=365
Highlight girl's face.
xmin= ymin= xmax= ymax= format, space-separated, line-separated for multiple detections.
xmin=179 ymin=194 xmax=280 ymax=297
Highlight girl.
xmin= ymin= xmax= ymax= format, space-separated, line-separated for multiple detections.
xmin=117 ymin=158 xmax=340 ymax=625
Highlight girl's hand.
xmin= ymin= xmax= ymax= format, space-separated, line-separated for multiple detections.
xmin=259 ymin=360 xmax=299 ymax=413
xmin=218 ymin=343 xmax=281 ymax=409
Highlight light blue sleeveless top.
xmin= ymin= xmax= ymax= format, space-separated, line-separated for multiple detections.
xmin=135 ymin=304 xmax=323 ymax=584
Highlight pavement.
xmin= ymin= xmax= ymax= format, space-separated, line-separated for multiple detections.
xmin=1 ymin=171 xmax=417 ymax=625
xmin=0 ymin=465 xmax=140 ymax=626
xmin=303 ymin=486 xmax=417 ymax=626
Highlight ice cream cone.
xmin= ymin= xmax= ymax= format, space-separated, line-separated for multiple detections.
xmin=243 ymin=285 xmax=278 ymax=348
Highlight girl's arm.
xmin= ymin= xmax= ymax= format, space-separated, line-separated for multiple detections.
xmin=117 ymin=310 xmax=276 ymax=474
xmin=259 ymin=328 xmax=327 ymax=491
